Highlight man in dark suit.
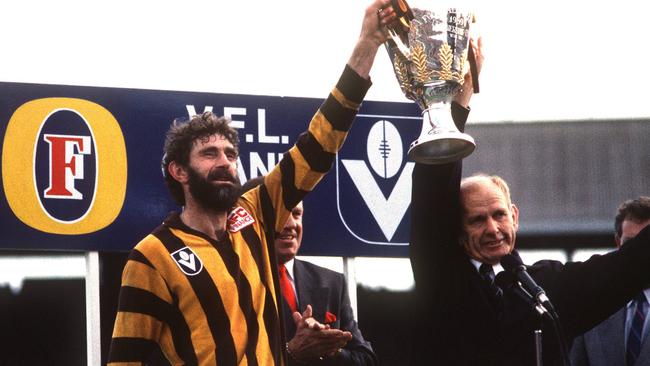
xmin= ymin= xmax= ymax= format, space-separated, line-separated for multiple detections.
xmin=277 ymin=201 xmax=377 ymax=366
xmin=408 ymin=39 xmax=650 ymax=366
xmin=570 ymin=197 xmax=650 ymax=366
xmin=241 ymin=177 xmax=377 ymax=366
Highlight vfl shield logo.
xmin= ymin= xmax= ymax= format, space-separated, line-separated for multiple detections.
xmin=336 ymin=113 xmax=420 ymax=245
xmin=171 ymin=247 xmax=204 ymax=276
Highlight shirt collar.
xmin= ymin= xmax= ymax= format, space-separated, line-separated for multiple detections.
xmin=469 ymin=258 xmax=504 ymax=275
xmin=627 ymin=288 xmax=650 ymax=308
xmin=283 ymin=258 xmax=296 ymax=281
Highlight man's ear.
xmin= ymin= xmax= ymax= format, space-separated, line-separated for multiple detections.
xmin=168 ymin=161 xmax=189 ymax=184
xmin=511 ymin=204 xmax=520 ymax=231
xmin=615 ymin=235 xmax=622 ymax=249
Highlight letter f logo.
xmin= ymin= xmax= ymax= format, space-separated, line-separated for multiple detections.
xmin=43 ymin=134 xmax=92 ymax=200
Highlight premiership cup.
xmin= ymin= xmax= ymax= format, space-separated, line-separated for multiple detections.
xmin=385 ymin=0 xmax=476 ymax=164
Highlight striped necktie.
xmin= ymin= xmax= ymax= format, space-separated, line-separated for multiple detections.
xmin=627 ymin=293 xmax=648 ymax=366
xmin=479 ymin=263 xmax=503 ymax=300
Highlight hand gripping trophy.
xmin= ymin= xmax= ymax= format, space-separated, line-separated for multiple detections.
xmin=385 ymin=0 xmax=478 ymax=164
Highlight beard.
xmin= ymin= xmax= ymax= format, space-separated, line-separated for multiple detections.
xmin=187 ymin=166 xmax=242 ymax=212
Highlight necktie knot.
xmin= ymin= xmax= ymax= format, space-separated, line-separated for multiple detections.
xmin=634 ymin=293 xmax=648 ymax=307
xmin=479 ymin=263 xmax=503 ymax=305
xmin=479 ymin=263 xmax=496 ymax=282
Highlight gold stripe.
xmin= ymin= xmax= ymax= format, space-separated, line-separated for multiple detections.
xmin=159 ymin=327 xmax=182 ymax=365
xmin=122 ymin=260 xmax=172 ymax=304
xmin=170 ymin=227 xmax=248 ymax=360
xmin=307 ymin=112 xmax=348 ymax=154
xmin=240 ymin=198 xmax=280 ymax=308
xmin=112 ymin=311 xmax=162 ymax=339
xmin=331 ymin=88 xmax=360 ymax=110
xmin=230 ymin=226 xmax=273 ymax=365
xmin=138 ymin=235 xmax=217 ymax=365
xmin=237 ymin=194 xmax=281 ymax=366
xmin=289 ymin=147 xmax=325 ymax=191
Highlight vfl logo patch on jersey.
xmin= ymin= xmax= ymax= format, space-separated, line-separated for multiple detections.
xmin=228 ymin=206 xmax=255 ymax=232
xmin=171 ymin=247 xmax=203 ymax=276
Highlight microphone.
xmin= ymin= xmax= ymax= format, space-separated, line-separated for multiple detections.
xmin=500 ymin=254 xmax=557 ymax=316
xmin=495 ymin=271 xmax=550 ymax=319
xmin=501 ymin=254 xmax=571 ymax=366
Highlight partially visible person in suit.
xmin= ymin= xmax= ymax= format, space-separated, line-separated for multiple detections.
xmin=570 ymin=196 xmax=650 ymax=366
xmin=242 ymin=176 xmax=377 ymax=366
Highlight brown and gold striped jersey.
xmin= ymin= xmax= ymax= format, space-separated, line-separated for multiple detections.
xmin=108 ymin=65 xmax=371 ymax=366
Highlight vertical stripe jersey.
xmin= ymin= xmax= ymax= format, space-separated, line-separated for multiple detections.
xmin=108 ymin=65 xmax=371 ymax=366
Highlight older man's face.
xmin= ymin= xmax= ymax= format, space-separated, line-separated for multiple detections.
xmin=275 ymin=202 xmax=304 ymax=264
xmin=461 ymin=181 xmax=519 ymax=265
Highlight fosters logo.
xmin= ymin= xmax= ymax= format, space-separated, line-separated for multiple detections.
xmin=2 ymin=98 xmax=127 ymax=234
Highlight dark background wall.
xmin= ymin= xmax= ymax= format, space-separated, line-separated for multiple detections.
xmin=0 ymin=276 xmax=86 ymax=366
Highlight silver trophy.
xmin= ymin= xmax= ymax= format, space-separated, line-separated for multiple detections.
xmin=385 ymin=0 xmax=476 ymax=164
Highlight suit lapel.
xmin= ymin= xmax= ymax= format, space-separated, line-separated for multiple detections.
xmin=596 ymin=307 xmax=626 ymax=364
xmin=294 ymin=259 xmax=310 ymax=312
xmin=294 ymin=259 xmax=328 ymax=322
xmin=281 ymin=294 xmax=297 ymax=340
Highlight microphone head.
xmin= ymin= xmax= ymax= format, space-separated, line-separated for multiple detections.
xmin=494 ymin=270 xmax=516 ymax=289
xmin=500 ymin=253 xmax=524 ymax=272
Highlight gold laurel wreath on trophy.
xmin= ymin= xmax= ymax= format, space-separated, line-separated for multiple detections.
xmin=397 ymin=42 xmax=466 ymax=85
xmin=432 ymin=43 xmax=467 ymax=84
xmin=391 ymin=51 xmax=417 ymax=99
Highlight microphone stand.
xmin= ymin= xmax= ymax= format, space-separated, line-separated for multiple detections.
xmin=508 ymin=280 xmax=567 ymax=366
xmin=515 ymin=283 xmax=547 ymax=366
xmin=500 ymin=255 xmax=571 ymax=366
xmin=534 ymin=329 xmax=543 ymax=366
xmin=525 ymin=289 xmax=570 ymax=366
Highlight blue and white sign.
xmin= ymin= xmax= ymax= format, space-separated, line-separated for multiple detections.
xmin=0 ymin=81 xmax=420 ymax=256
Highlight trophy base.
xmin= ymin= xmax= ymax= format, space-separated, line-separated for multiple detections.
xmin=408 ymin=131 xmax=476 ymax=164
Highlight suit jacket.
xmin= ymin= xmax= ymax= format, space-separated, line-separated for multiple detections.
xmin=570 ymin=304 xmax=650 ymax=366
xmin=408 ymin=103 xmax=650 ymax=366
xmin=281 ymin=259 xmax=377 ymax=366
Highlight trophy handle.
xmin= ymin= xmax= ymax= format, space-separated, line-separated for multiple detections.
xmin=391 ymin=0 xmax=414 ymax=30
xmin=467 ymin=41 xmax=480 ymax=93
xmin=386 ymin=0 xmax=412 ymax=52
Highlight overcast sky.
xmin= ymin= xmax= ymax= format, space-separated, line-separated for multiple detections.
xmin=2 ymin=0 xmax=649 ymax=123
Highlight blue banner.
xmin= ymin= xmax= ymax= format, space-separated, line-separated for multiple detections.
xmin=0 ymin=82 xmax=421 ymax=256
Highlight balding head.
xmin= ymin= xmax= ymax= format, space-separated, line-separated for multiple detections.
xmin=461 ymin=174 xmax=513 ymax=209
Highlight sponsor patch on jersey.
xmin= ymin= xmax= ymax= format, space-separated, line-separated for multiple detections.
xmin=228 ymin=206 xmax=255 ymax=232
xmin=171 ymin=247 xmax=203 ymax=276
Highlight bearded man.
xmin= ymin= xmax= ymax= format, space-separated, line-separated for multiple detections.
xmin=107 ymin=1 xmax=398 ymax=364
